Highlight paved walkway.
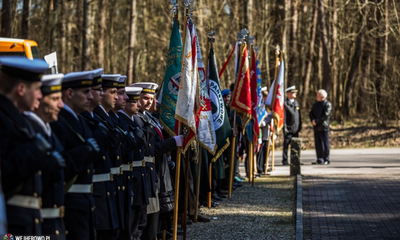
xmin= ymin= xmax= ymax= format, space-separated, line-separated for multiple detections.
xmin=270 ymin=148 xmax=400 ymax=239
xmin=303 ymin=174 xmax=400 ymax=239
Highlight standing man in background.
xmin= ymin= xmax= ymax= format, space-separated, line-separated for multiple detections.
xmin=283 ymin=85 xmax=302 ymax=165
xmin=309 ymin=89 xmax=332 ymax=165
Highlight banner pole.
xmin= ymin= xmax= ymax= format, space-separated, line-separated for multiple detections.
xmin=228 ymin=110 xmax=237 ymax=199
xmin=172 ymin=6 xmax=188 ymax=239
xmin=182 ymin=150 xmax=190 ymax=240
xmin=193 ymin=146 xmax=202 ymax=222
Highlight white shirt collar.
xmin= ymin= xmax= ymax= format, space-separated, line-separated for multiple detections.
xmin=23 ymin=111 xmax=52 ymax=136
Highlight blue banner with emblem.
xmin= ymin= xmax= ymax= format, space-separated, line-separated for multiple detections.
xmin=256 ymin=59 xmax=267 ymax=126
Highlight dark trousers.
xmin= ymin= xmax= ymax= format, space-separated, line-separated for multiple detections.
xmin=283 ymin=132 xmax=298 ymax=163
xmin=131 ymin=205 xmax=147 ymax=240
xmin=257 ymin=141 xmax=268 ymax=173
xmin=141 ymin=211 xmax=159 ymax=240
xmin=97 ymin=229 xmax=119 ymax=240
xmin=314 ymin=130 xmax=330 ymax=162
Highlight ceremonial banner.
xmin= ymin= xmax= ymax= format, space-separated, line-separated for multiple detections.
xmin=250 ymin=49 xmax=259 ymax=142
xmin=269 ymin=60 xmax=285 ymax=132
xmin=160 ymin=19 xmax=182 ymax=136
xmin=230 ymin=43 xmax=252 ymax=129
xmin=195 ymin=27 xmax=217 ymax=154
xmin=208 ymin=47 xmax=232 ymax=162
xmin=256 ymin=59 xmax=267 ymax=127
xmin=175 ymin=20 xmax=198 ymax=153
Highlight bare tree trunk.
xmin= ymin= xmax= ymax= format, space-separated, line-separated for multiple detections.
xmin=318 ymin=0 xmax=331 ymax=92
xmin=331 ymin=0 xmax=338 ymax=115
xmin=302 ymin=0 xmax=318 ymax=109
xmin=344 ymin=29 xmax=364 ymax=117
xmin=74 ymin=0 xmax=82 ymax=71
xmin=1 ymin=0 xmax=12 ymax=37
xmin=47 ymin=0 xmax=55 ymax=53
xmin=242 ymin=0 xmax=249 ymax=32
xmin=60 ymin=0 xmax=66 ymax=72
xmin=82 ymin=0 xmax=91 ymax=70
xmin=248 ymin=0 xmax=253 ymax=34
xmin=97 ymin=0 xmax=106 ymax=68
xmin=21 ymin=0 xmax=31 ymax=39
xmin=291 ymin=0 xmax=299 ymax=87
xmin=127 ymin=0 xmax=137 ymax=84
xmin=275 ymin=0 xmax=285 ymax=46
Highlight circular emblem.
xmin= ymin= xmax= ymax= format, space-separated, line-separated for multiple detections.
xmin=209 ymin=79 xmax=225 ymax=130
xmin=168 ymin=72 xmax=181 ymax=95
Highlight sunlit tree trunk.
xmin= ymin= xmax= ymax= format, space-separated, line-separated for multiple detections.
xmin=127 ymin=0 xmax=137 ymax=84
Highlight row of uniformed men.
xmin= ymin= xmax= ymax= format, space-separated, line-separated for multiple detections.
xmin=0 ymin=57 xmax=183 ymax=240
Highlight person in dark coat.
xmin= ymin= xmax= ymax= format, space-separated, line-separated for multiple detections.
xmin=111 ymin=76 xmax=146 ymax=240
xmin=118 ymin=86 xmax=149 ymax=240
xmin=80 ymin=69 xmax=121 ymax=240
xmin=0 ymin=57 xmax=56 ymax=235
xmin=283 ymin=85 xmax=302 ymax=165
xmin=50 ymin=71 xmax=100 ymax=240
xmin=130 ymin=82 xmax=183 ymax=240
xmin=92 ymin=74 xmax=126 ymax=235
xmin=24 ymin=74 xmax=67 ymax=240
xmin=309 ymin=89 xmax=332 ymax=165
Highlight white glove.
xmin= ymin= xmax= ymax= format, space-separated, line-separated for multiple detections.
xmin=173 ymin=135 xmax=184 ymax=147
xmin=258 ymin=138 xmax=262 ymax=144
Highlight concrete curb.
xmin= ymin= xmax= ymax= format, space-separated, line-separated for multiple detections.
xmin=296 ymin=174 xmax=303 ymax=240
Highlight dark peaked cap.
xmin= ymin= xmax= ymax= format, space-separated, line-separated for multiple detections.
xmin=125 ymin=86 xmax=142 ymax=101
xmin=91 ymin=68 xmax=103 ymax=86
xmin=41 ymin=74 xmax=64 ymax=95
xmin=130 ymin=82 xmax=158 ymax=94
xmin=101 ymin=74 xmax=121 ymax=88
xmin=62 ymin=71 xmax=94 ymax=89
xmin=0 ymin=56 xmax=49 ymax=82
xmin=117 ymin=75 xmax=127 ymax=88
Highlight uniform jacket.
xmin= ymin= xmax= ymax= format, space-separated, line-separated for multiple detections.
xmin=134 ymin=112 xmax=176 ymax=198
xmin=24 ymin=114 xmax=66 ymax=240
xmin=80 ymin=111 xmax=119 ymax=231
xmin=92 ymin=106 xmax=125 ymax=229
xmin=309 ymin=100 xmax=332 ymax=132
xmin=284 ymin=98 xmax=302 ymax=135
xmin=117 ymin=111 xmax=149 ymax=206
xmin=50 ymin=107 xmax=96 ymax=239
xmin=0 ymin=95 xmax=47 ymax=235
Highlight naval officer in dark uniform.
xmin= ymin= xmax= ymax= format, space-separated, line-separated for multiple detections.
xmin=24 ymin=74 xmax=67 ymax=239
xmin=130 ymin=82 xmax=183 ymax=240
xmin=118 ymin=86 xmax=149 ymax=240
xmin=80 ymin=69 xmax=121 ymax=240
xmin=50 ymin=71 xmax=100 ymax=240
xmin=0 ymin=57 xmax=58 ymax=235
xmin=283 ymin=85 xmax=302 ymax=165
xmin=110 ymin=76 xmax=146 ymax=240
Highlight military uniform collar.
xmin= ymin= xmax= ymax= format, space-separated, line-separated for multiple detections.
xmin=23 ymin=111 xmax=52 ymax=136
xmin=117 ymin=109 xmax=133 ymax=121
xmin=63 ymin=103 xmax=79 ymax=120
xmin=99 ymin=105 xmax=109 ymax=116
xmin=0 ymin=94 xmax=28 ymax=128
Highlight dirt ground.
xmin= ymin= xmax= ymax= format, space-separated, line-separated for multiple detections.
xmin=275 ymin=120 xmax=400 ymax=150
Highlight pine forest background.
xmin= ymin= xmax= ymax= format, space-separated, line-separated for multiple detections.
xmin=1 ymin=0 xmax=400 ymax=124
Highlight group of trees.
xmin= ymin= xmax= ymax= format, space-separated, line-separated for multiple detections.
xmin=1 ymin=0 xmax=399 ymax=123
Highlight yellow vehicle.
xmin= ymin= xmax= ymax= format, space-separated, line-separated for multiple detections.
xmin=0 ymin=37 xmax=39 ymax=59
